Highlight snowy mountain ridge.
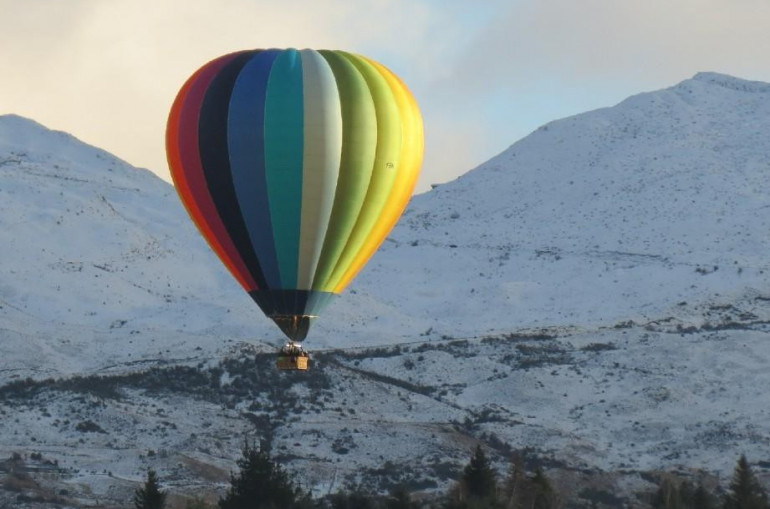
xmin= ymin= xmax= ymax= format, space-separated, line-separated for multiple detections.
xmin=2 ymin=72 xmax=770 ymax=507
xmin=371 ymin=70 xmax=770 ymax=340
xmin=691 ymin=71 xmax=770 ymax=93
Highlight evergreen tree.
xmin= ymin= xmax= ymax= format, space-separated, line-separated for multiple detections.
xmin=219 ymin=441 xmax=308 ymax=509
xmin=530 ymin=468 xmax=559 ymax=509
xmin=387 ymin=487 xmax=419 ymax=509
xmin=692 ymin=484 xmax=716 ymax=509
xmin=462 ymin=445 xmax=497 ymax=502
xmin=723 ymin=455 xmax=769 ymax=509
xmin=134 ymin=469 xmax=167 ymax=509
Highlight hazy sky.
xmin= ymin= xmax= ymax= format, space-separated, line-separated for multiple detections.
xmin=2 ymin=0 xmax=770 ymax=192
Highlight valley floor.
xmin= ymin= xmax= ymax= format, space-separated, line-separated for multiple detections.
xmin=2 ymin=299 xmax=770 ymax=507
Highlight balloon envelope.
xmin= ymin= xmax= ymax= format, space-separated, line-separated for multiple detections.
xmin=166 ymin=48 xmax=423 ymax=341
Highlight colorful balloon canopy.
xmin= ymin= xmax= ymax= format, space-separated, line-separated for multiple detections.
xmin=166 ymin=48 xmax=424 ymax=342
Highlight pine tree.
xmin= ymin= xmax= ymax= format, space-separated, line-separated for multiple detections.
xmin=219 ymin=441 xmax=308 ymax=509
xmin=723 ymin=455 xmax=769 ymax=509
xmin=692 ymin=484 xmax=715 ymax=509
xmin=134 ymin=469 xmax=167 ymax=509
xmin=387 ymin=486 xmax=419 ymax=509
xmin=530 ymin=468 xmax=559 ymax=509
xmin=462 ymin=445 xmax=497 ymax=502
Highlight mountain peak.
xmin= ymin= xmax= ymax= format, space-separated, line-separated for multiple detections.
xmin=396 ymin=69 xmax=770 ymax=336
xmin=689 ymin=71 xmax=770 ymax=93
xmin=0 ymin=113 xmax=46 ymax=127
xmin=0 ymin=113 xmax=147 ymax=181
xmin=0 ymin=114 xmax=67 ymax=152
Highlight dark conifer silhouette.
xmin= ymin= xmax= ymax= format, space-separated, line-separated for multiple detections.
xmin=444 ymin=445 xmax=501 ymax=508
xmin=387 ymin=486 xmax=419 ymax=509
xmin=219 ymin=441 xmax=308 ymax=509
xmin=462 ymin=445 xmax=497 ymax=501
xmin=692 ymin=484 xmax=716 ymax=509
xmin=530 ymin=467 xmax=559 ymax=509
xmin=723 ymin=455 xmax=769 ymax=509
xmin=134 ymin=469 xmax=167 ymax=509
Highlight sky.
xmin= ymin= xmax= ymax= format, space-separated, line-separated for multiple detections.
xmin=2 ymin=0 xmax=770 ymax=193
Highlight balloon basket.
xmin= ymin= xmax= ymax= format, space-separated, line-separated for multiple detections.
xmin=276 ymin=355 xmax=309 ymax=371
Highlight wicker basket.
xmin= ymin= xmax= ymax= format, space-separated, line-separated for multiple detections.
xmin=276 ymin=355 xmax=309 ymax=371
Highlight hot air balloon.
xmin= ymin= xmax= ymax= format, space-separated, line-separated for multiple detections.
xmin=166 ymin=48 xmax=423 ymax=369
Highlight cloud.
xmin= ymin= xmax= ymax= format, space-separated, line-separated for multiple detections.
xmin=410 ymin=0 xmax=770 ymax=190
xmin=0 ymin=0 xmax=465 ymax=188
xmin=444 ymin=0 xmax=770 ymax=95
xmin=1 ymin=0 xmax=770 ymax=193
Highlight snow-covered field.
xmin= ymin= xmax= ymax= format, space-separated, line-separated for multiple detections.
xmin=2 ymin=71 xmax=770 ymax=507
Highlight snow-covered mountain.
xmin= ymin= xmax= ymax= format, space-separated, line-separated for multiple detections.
xmin=2 ymin=72 xmax=770 ymax=507
xmin=373 ymin=71 xmax=770 ymax=338
xmin=0 ymin=114 xmax=267 ymax=379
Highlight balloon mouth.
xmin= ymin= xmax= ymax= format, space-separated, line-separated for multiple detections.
xmin=249 ymin=290 xmax=336 ymax=342
xmin=270 ymin=315 xmax=316 ymax=342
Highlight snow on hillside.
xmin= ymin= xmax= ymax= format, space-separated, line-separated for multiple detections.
xmin=348 ymin=71 xmax=770 ymax=342
xmin=0 ymin=115 xmax=271 ymax=381
xmin=6 ymin=71 xmax=769 ymax=361
xmin=2 ymin=72 xmax=770 ymax=506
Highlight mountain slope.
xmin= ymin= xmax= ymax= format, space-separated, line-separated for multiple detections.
xmin=348 ymin=71 xmax=770 ymax=341
xmin=2 ymin=72 xmax=770 ymax=506
xmin=6 ymin=71 xmax=769 ymax=357
xmin=0 ymin=115 xmax=268 ymax=379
